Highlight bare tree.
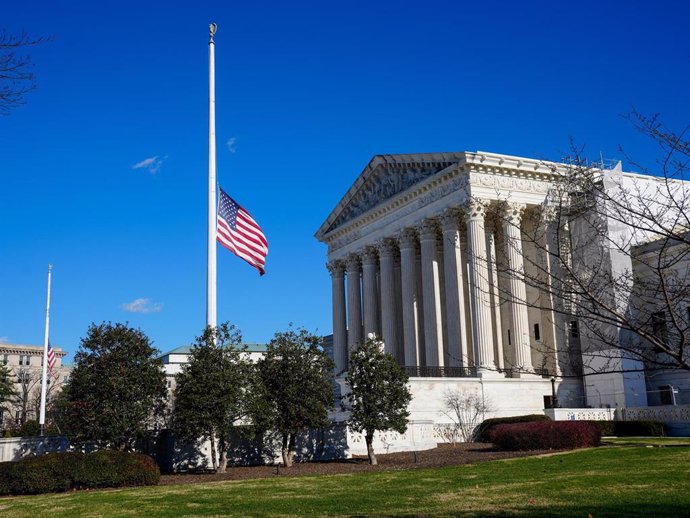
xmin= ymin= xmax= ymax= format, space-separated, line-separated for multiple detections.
xmin=485 ymin=113 xmax=690 ymax=380
xmin=441 ymin=389 xmax=491 ymax=443
xmin=0 ymin=30 xmax=49 ymax=115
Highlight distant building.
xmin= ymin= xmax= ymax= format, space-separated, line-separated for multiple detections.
xmin=0 ymin=343 xmax=71 ymax=429
xmin=160 ymin=343 xmax=268 ymax=393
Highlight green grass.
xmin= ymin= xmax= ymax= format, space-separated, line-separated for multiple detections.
xmin=602 ymin=436 xmax=690 ymax=447
xmin=1 ymin=446 xmax=690 ymax=517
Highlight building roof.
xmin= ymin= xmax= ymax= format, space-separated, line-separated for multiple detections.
xmin=161 ymin=343 xmax=267 ymax=357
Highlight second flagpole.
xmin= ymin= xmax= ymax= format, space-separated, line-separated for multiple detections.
xmin=207 ymin=23 xmax=218 ymax=330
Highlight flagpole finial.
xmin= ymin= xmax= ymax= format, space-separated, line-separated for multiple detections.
xmin=209 ymin=23 xmax=217 ymax=43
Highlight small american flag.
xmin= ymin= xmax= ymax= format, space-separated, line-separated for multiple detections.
xmin=47 ymin=345 xmax=56 ymax=371
xmin=217 ymin=187 xmax=268 ymax=275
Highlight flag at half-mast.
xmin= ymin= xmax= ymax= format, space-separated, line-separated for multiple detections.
xmin=47 ymin=342 xmax=56 ymax=372
xmin=217 ymin=186 xmax=268 ymax=275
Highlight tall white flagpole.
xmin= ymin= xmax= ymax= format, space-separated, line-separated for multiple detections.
xmin=207 ymin=23 xmax=218 ymax=330
xmin=39 ymin=264 xmax=52 ymax=436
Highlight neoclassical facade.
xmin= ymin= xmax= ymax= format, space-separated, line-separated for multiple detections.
xmin=316 ymin=151 xmax=579 ymax=387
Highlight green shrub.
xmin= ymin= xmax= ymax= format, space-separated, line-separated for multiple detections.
xmin=474 ymin=414 xmax=551 ymax=442
xmin=0 ymin=450 xmax=160 ymax=495
xmin=490 ymin=421 xmax=601 ymax=451
xmin=585 ymin=420 xmax=665 ymax=437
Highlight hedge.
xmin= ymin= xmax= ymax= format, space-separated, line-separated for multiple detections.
xmin=474 ymin=414 xmax=551 ymax=442
xmin=0 ymin=450 xmax=160 ymax=495
xmin=585 ymin=420 xmax=666 ymax=437
xmin=490 ymin=421 xmax=601 ymax=451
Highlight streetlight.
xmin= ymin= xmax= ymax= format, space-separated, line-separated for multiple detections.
xmin=550 ymin=376 xmax=559 ymax=409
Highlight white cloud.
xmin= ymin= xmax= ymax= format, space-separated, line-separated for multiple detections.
xmin=226 ymin=137 xmax=237 ymax=154
xmin=0 ymin=336 xmax=9 ymax=344
xmin=132 ymin=155 xmax=165 ymax=174
xmin=121 ymin=298 xmax=163 ymax=314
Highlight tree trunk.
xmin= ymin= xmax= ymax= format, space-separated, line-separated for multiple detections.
xmin=218 ymin=435 xmax=228 ymax=474
xmin=366 ymin=432 xmax=377 ymax=465
xmin=287 ymin=432 xmax=296 ymax=466
xmin=281 ymin=432 xmax=292 ymax=467
xmin=209 ymin=433 xmax=218 ymax=472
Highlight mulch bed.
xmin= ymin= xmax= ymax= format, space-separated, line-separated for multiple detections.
xmin=159 ymin=443 xmax=549 ymax=485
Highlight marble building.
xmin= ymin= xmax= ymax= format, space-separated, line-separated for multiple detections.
xmin=315 ymin=151 xmax=589 ymax=445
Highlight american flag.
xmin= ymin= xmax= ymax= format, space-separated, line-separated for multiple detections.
xmin=47 ymin=343 xmax=56 ymax=371
xmin=217 ymin=187 xmax=268 ymax=275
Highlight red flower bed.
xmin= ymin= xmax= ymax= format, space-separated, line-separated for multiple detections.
xmin=489 ymin=421 xmax=601 ymax=451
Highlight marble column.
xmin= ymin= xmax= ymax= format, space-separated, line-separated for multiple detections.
xmin=419 ymin=219 xmax=445 ymax=367
xmin=377 ymin=238 xmax=399 ymax=357
xmin=346 ymin=254 xmax=363 ymax=351
xmin=440 ymin=209 xmax=467 ymax=368
xmin=361 ymin=246 xmax=379 ymax=338
xmin=464 ymin=198 xmax=497 ymax=375
xmin=399 ymin=228 xmax=421 ymax=366
xmin=327 ymin=260 xmax=347 ymax=374
xmin=503 ymin=202 xmax=534 ymax=374
xmin=486 ymin=224 xmax=505 ymax=371
xmin=542 ymin=209 xmax=566 ymax=376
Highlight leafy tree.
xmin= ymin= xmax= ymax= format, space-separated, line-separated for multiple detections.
xmin=0 ymin=363 xmax=17 ymax=427
xmin=255 ymin=327 xmax=334 ymax=467
xmin=0 ymin=30 xmax=49 ymax=115
xmin=172 ymin=323 xmax=251 ymax=473
xmin=55 ymin=323 xmax=166 ymax=451
xmin=345 ymin=335 xmax=411 ymax=465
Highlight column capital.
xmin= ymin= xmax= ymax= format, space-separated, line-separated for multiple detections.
xmin=417 ymin=218 xmax=439 ymax=241
xmin=361 ymin=246 xmax=378 ymax=266
xmin=503 ymin=202 xmax=527 ymax=226
xmin=397 ymin=228 xmax=418 ymax=250
xmin=345 ymin=254 xmax=361 ymax=272
xmin=439 ymin=208 xmax=461 ymax=232
xmin=326 ymin=260 xmax=345 ymax=277
xmin=376 ymin=238 xmax=398 ymax=258
xmin=463 ymin=197 xmax=490 ymax=220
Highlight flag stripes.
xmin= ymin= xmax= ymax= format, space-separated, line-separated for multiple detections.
xmin=217 ymin=187 xmax=268 ymax=275
xmin=47 ymin=346 xmax=56 ymax=371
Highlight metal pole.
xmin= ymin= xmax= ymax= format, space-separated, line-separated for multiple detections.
xmin=207 ymin=23 xmax=218 ymax=330
xmin=39 ymin=264 xmax=52 ymax=436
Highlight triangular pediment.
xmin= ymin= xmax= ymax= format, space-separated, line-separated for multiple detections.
xmin=316 ymin=152 xmax=466 ymax=239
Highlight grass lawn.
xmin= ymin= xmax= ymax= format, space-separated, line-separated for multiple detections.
xmin=1 ymin=446 xmax=689 ymax=517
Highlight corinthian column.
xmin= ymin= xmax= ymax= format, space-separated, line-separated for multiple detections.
xmin=486 ymin=224 xmax=505 ymax=371
xmin=327 ymin=260 xmax=347 ymax=374
xmin=398 ymin=228 xmax=421 ymax=366
xmin=346 ymin=254 xmax=363 ymax=350
xmin=418 ymin=219 xmax=444 ymax=367
xmin=440 ymin=209 xmax=467 ymax=368
xmin=503 ymin=202 xmax=534 ymax=375
xmin=464 ymin=198 xmax=497 ymax=376
xmin=361 ymin=247 xmax=379 ymax=338
xmin=377 ymin=238 xmax=399 ymax=357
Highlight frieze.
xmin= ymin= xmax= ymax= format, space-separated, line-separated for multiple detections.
xmin=469 ymin=171 xmax=551 ymax=194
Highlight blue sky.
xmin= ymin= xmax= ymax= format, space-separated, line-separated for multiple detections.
xmin=2 ymin=1 xmax=689 ymax=359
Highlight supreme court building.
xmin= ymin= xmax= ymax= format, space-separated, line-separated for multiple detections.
xmin=315 ymin=150 xmax=672 ymax=449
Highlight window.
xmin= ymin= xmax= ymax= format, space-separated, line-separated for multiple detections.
xmin=507 ymin=329 xmax=512 ymax=346
xmin=659 ymin=385 xmax=676 ymax=405
xmin=534 ymin=323 xmax=541 ymax=341
xmin=652 ymin=311 xmax=668 ymax=346
xmin=569 ymin=321 xmax=579 ymax=339
xmin=19 ymin=354 xmax=31 ymax=366
xmin=2 ymin=354 xmax=7 ymax=365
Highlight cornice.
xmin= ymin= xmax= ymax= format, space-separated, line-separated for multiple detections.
xmin=0 ymin=344 xmax=67 ymax=357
